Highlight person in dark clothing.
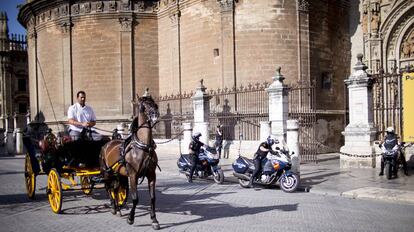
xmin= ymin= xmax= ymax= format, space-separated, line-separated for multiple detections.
xmin=188 ymin=132 xmax=206 ymax=183
xmin=379 ymin=127 xmax=408 ymax=176
xmin=248 ymin=135 xmax=279 ymax=188
xmin=215 ymin=125 xmax=223 ymax=158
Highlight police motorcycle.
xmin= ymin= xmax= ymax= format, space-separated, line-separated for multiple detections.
xmin=232 ymin=139 xmax=299 ymax=192
xmin=378 ymin=141 xmax=412 ymax=180
xmin=177 ymin=146 xmax=225 ymax=184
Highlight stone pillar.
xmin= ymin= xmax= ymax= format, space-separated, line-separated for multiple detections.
xmin=340 ymin=54 xmax=377 ymax=168
xmin=118 ymin=15 xmax=134 ymax=115
xmin=192 ymin=79 xmax=211 ymax=145
xmin=4 ymin=113 xmax=9 ymax=144
xmin=265 ymin=67 xmax=289 ymax=141
xmin=182 ymin=122 xmax=192 ymax=153
xmin=217 ymin=0 xmax=236 ymax=88
xmin=15 ymin=128 xmax=23 ymax=154
xmin=13 ymin=112 xmax=17 ymax=130
xmin=287 ymin=120 xmax=300 ymax=174
xmin=26 ymin=111 xmax=31 ymax=125
xmin=260 ymin=121 xmax=271 ymax=142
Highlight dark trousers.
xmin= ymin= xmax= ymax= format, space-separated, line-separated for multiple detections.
xmin=189 ymin=154 xmax=199 ymax=179
xmin=250 ymin=157 xmax=263 ymax=183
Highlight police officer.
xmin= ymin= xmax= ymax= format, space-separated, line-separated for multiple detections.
xmin=188 ymin=132 xmax=206 ymax=183
xmin=379 ymin=127 xmax=408 ymax=176
xmin=248 ymin=135 xmax=279 ymax=188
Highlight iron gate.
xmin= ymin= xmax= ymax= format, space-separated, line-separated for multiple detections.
xmin=288 ymin=81 xmax=317 ymax=163
xmin=372 ymin=71 xmax=402 ymax=140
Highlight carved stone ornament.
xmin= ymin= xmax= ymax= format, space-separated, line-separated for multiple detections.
xmin=60 ymin=21 xmax=73 ymax=34
xmin=121 ymin=0 xmax=130 ymax=10
xmin=169 ymin=10 xmax=180 ymax=25
xmin=72 ymin=4 xmax=80 ymax=15
xmin=109 ymin=1 xmax=117 ymax=11
xmin=61 ymin=5 xmax=68 ymax=16
xmin=217 ymin=0 xmax=234 ymax=12
xmin=297 ymin=0 xmax=309 ymax=12
xmin=137 ymin=1 xmax=145 ymax=12
xmin=119 ymin=17 xmax=133 ymax=31
xmin=81 ymin=2 xmax=91 ymax=13
xmin=401 ymin=30 xmax=414 ymax=59
xmin=96 ymin=1 xmax=104 ymax=12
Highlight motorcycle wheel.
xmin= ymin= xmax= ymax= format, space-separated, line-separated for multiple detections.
xmin=239 ymin=178 xmax=251 ymax=188
xmin=385 ymin=162 xmax=392 ymax=180
xmin=280 ymin=173 xmax=299 ymax=193
xmin=213 ymin=169 xmax=224 ymax=184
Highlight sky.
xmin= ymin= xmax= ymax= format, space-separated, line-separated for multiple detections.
xmin=0 ymin=0 xmax=27 ymax=36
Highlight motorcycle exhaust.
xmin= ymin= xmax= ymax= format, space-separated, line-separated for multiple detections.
xmin=233 ymin=172 xmax=250 ymax=181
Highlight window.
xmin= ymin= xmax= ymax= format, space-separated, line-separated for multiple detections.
xmin=18 ymin=79 xmax=26 ymax=92
xmin=18 ymin=103 xmax=27 ymax=114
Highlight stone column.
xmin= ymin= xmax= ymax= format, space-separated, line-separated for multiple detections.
xmin=340 ymin=54 xmax=377 ymax=168
xmin=119 ymin=15 xmax=135 ymax=115
xmin=260 ymin=121 xmax=271 ymax=142
xmin=59 ymin=15 xmax=73 ymax=116
xmin=26 ymin=111 xmax=31 ymax=125
xmin=13 ymin=112 xmax=17 ymax=130
xmin=265 ymin=67 xmax=289 ymax=141
xmin=217 ymin=0 xmax=236 ymax=88
xmin=15 ymin=128 xmax=23 ymax=154
xmin=287 ymin=119 xmax=300 ymax=174
xmin=192 ymin=79 xmax=211 ymax=145
xmin=182 ymin=122 xmax=192 ymax=153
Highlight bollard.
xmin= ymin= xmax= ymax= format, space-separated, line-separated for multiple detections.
xmin=286 ymin=120 xmax=300 ymax=174
xmin=15 ymin=128 xmax=23 ymax=154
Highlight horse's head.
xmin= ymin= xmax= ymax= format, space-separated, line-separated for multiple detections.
xmin=136 ymin=95 xmax=159 ymax=126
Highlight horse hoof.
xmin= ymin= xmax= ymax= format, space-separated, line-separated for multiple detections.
xmin=110 ymin=209 xmax=116 ymax=215
xmin=152 ymin=222 xmax=160 ymax=230
xmin=127 ymin=218 xmax=134 ymax=225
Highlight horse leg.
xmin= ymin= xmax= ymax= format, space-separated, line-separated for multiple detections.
xmin=148 ymin=170 xmax=160 ymax=230
xmin=104 ymin=180 xmax=117 ymax=215
xmin=127 ymin=175 xmax=138 ymax=225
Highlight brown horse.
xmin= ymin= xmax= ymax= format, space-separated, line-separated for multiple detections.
xmin=100 ymin=93 xmax=160 ymax=230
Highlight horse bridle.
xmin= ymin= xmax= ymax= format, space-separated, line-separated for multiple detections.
xmin=136 ymin=101 xmax=159 ymax=131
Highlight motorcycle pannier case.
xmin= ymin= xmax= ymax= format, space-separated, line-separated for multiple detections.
xmin=232 ymin=157 xmax=249 ymax=173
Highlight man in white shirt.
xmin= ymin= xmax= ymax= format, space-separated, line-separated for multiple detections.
xmin=67 ymin=91 xmax=102 ymax=141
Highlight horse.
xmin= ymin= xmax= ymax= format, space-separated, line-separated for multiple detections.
xmin=100 ymin=92 xmax=160 ymax=230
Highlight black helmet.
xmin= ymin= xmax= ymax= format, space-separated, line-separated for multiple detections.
xmin=192 ymin=132 xmax=202 ymax=140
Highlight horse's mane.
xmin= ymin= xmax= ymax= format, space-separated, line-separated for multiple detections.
xmin=131 ymin=116 xmax=139 ymax=133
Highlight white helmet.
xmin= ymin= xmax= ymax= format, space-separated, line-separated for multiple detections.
xmin=386 ymin=127 xmax=394 ymax=133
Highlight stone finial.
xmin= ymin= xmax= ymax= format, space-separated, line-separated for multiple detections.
xmin=273 ymin=66 xmax=285 ymax=83
xmin=353 ymin=53 xmax=368 ymax=72
xmin=143 ymin=87 xmax=151 ymax=97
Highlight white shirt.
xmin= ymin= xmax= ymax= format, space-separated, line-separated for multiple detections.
xmin=67 ymin=102 xmax=97 ymax=132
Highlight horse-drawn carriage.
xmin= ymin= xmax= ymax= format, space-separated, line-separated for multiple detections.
xmin=24 ymin=92 xmax=161 ymax=229
xmin=23 ymin=126 xmax=128 ymax=214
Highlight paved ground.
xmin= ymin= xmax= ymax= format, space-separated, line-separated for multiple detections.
xmin=0 ymin=151 xmax=413 ymax=231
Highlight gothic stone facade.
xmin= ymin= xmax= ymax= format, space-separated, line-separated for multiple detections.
xmin=0 ymin=12 xmax=29 ymax=131
xmin=18 ymin=0 xmax=351 ymax=147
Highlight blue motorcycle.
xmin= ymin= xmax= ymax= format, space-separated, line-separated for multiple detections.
xmin=232 ymin=143 xmax=299 ymax=192
xmin=177 ymin=147 xmax=225 ymax=184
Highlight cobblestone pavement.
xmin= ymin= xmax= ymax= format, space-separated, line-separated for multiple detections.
xmin=0 ymin=154 xmax=413 ymax=232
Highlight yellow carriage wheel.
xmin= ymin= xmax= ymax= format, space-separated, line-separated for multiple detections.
xmin=24 ymin=153 xmax=36 ymax=199
xmin=80 ymin=176 xmax=93 ymax=195
xmin=47 ymin=168 xmax=62 ymax=214
xmin=110 ymin=183 xmax=128 ymax=207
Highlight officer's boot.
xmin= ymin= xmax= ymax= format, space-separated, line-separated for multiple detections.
xmin=379 ymin=161 xmax=384 ymax=176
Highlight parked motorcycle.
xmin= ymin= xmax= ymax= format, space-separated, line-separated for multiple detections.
xmin=379 ymin=142 xmax=412 ymax=180
xmin=232 ymin=141 xmax=299 ymax=192
xmin=177 ymin=147 xmax=225 ymax=184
